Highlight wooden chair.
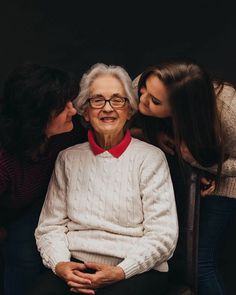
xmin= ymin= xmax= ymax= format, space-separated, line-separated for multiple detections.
xmin=166 ymin=157 xmax=201 ymax=295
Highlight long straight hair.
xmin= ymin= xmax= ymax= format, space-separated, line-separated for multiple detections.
xmin=138 ymin=59 xmax=225 ymax=178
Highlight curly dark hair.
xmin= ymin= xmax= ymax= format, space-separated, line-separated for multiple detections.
xmin=0 ymin=63 xmax=79 ymax=159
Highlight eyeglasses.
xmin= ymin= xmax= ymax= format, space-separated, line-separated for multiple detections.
xmin=87 ymin=95 xmax=128 ymax=109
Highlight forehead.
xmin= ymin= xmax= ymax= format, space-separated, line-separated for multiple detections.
xmin=90 ymin=75 xmax=125 ymax=95
xmin=145 ymin=75 xmax=169 ymax=101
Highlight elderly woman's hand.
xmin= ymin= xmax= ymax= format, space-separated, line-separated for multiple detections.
xmin=55 ymin=261 xmax=94 ymax=294
xmin=69 ymin=262 xmax=125 ymax=293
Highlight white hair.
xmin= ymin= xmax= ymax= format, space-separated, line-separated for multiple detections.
xmin=74 ymin=63 xmax=138 ymax=115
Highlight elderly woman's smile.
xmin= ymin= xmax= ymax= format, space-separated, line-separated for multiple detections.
xmin=99 ymin=115 xmax=117 ymax=123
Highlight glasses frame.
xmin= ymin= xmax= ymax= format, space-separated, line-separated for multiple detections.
xmin=87 ymin=95 xmax=128 ymax=109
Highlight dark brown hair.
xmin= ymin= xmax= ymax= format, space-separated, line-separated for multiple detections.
xmin=0 ymin=63 xmax=79 ymax=160
xmin=138 ymin=59 xmax=226 ymax=177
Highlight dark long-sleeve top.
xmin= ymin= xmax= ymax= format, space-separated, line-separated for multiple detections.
xmin=0 ymin=115 xmax=87 ymax=226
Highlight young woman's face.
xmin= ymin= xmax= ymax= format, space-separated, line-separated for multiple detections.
xmin=45 ymin=101 xmax=77 ymax=137
xmin=139 ymin=74 xmax=171 ymax=118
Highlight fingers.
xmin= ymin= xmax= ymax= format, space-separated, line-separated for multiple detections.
xmin=69 ymin=273 xmax=92 ymax=285
xmin=84 ymin=262 xmax=101 ymax=270
xmin=200 ymin=179 xmax=216 ymax=197
xmin=201 ymin=177 xmax=211 ymax=185
xmin=68 ymin=280 xmax=92 ymax=288
xmin=73 ymin=270 xmax=94 ymax=280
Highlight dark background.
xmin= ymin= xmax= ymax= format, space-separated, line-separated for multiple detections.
xmin=0 ymin=1 xmax=236 ymax=294
xmin=0 ymin=1 xmax=236 ymax=87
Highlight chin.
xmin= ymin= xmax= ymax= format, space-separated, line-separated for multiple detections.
xmin=62 ymin=124 xmax=74 ymax=134
xmin=139 ymin=105 xmax=150 ymax=116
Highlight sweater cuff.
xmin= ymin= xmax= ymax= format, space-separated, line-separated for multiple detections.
xmin=43 ymin=252 xmax=71 ymax=274
xmin=118 ymin=259 xmax=139 ymax=279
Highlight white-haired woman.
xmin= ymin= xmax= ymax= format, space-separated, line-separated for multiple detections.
xmin=29 ymin=63 xmax=178 ymax=295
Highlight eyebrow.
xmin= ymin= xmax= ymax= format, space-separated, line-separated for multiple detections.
xmin=90 ymin=93 xmax=124 ymax=98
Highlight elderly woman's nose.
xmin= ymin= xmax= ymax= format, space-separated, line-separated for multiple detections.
xmin=103 ymin=100 xmax=113 ymax=111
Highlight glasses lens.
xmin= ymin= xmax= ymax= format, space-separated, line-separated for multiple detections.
xmin=90 ymin=97 xmax=105 ymax=108
xmin=110 ymin=96 xmax=126 ymax=108
xmin=89 ymin=96 xmax=127 ymax=108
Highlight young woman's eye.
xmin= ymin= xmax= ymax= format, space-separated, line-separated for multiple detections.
xmin=151 ymin=96 xmax=161 ymax=105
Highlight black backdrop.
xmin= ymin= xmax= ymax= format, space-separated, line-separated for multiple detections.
xmin=0 ymin=0 xmax=236 ymax=88
xmin=0 ymin=1 xmax=236 ymax=293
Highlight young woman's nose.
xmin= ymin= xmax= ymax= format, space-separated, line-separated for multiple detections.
xmin=67 ymin=101 xmax=77 ymax=115
xmin=140 ymin=86 xmax=146 ymax=94
xmin=139 ymin=92 xmax=149 ymax=105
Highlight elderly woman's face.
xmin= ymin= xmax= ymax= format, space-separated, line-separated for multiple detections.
xmin=84 ymin=75 xmax=131 ymax=136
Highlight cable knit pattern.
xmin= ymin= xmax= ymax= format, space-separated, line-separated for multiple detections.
xmin=35 ymin=137 xmax=178 ymax=278
xmin=190 ymin=85 xmax=236 ymax=198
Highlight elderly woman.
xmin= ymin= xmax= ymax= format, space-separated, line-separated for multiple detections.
xmin=30 ymin=63 xmax=178 ymax=295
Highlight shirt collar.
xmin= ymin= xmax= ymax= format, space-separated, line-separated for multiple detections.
xmin=88 ymin=129 xmax=131 ymax=158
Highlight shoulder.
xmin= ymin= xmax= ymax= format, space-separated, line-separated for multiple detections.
xmin=216 ymin=84 xmax=236 ymax=124
xmin=130 ymin=137 xmax=167 ymax=162
xmin=59 ymin=141 xmax=90 ymax=156
xmin=57 ymin=141 xmax=90 ymax=159
xmin=216 ymin=83 xmax=236 ymax=107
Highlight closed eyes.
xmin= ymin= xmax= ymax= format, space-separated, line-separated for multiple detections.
xmin=151 ymin=96 xmax=161 ymax=105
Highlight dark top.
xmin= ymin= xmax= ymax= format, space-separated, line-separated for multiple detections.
xmin=0 ymin=114 xmax=87 ymax=226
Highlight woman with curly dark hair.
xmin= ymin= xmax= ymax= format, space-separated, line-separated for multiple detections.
xmin=0 ymin=63 xmax=87 ymax=295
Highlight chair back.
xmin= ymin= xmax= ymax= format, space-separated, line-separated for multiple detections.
xmin=167 ymin=156 xmax=200 ymax=295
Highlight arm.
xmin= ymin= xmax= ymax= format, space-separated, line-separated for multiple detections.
xmin=118 ymin=149 xmax=178 ymax=278
xmin=190 ymin=157 xmax=236 ymax=177
xmin=180 ymin=140 xmax=236 ymax=177
xmin=35 ymin=152 xmax=71 ymax=272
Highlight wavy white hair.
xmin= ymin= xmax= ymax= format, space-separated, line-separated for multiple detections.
xmin=74 ymin=63 xmax=138 ymax=116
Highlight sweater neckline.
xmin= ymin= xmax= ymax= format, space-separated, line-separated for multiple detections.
xmin=88 ymin=130 xmax=131 ymax=158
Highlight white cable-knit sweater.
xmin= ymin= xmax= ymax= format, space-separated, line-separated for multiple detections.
xmin=35 ymin=137 xmax=178 ymax=279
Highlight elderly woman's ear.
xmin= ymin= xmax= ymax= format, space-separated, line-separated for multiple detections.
xmin=83 ymin=108 xmax=90 ymax=122
xmin=127 ymin=107 xmax=133 ymax=119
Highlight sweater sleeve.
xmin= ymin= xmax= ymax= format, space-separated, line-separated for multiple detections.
xmin=35 ymin=152 xmax=71 ymax=272
xmin=118 ymin=149 xmax=178 ymax=278
xmin=190 ymin=157 xmax=236 ymax=177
